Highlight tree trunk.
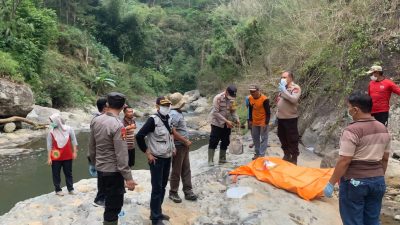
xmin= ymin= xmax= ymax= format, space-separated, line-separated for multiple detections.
xmin=0 ymin=116 xmax=48 ymax=129
xmin=85 ymin=46 xmax=89 ymax=65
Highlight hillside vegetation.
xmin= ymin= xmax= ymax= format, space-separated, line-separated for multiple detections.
xmin=1 ymin=0 xmax=399 ymax=109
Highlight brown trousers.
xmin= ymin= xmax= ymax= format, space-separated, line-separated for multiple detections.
xmin=169 ymin=145 xmax=193 ymax=194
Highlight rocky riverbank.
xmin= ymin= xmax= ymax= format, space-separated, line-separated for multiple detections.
xmin=0 ymin=131 xmax=344 ymax=225
xmin=1 ymin=126 xmax=400 ymax=224
xmin=0 ymin=105 xmax=96 ymax=152
xmin=0 ymin=90 xmax=211 ymax=156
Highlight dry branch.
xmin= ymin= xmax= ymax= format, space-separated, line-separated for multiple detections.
xmin=0 ymin=116 xmax=48 ymax=129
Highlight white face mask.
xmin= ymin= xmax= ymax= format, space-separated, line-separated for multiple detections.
xmin=280 ymin=78 xmax=287 ymax=86
xmin=347 ymin=107 xmax=356 ymax=120
xmin=370 ymin=75 xmax=377 ymax=81
xmin=159 ymin=106 xmax=171 ymax=116
xmin=227 ymin=95 xmax=235 ymax=100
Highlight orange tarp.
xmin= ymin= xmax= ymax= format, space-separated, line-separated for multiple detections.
xmin=229 ymin=157 xmax=334 ymax=201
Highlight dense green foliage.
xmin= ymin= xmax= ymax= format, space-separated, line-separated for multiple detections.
xmin=1 ymin=0 xmax=399 ymax=108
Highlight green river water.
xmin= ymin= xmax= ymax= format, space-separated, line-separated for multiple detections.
xmin=0 ymin=131 xmax=208 ymax=216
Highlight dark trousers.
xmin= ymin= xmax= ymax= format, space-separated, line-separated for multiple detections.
xmin=94 ymin=175 xmax=106 ymax=203
xmin=277 ymin=118 xmax=299 ymax=157
xmin=208 ymin=124 xmax=231 ymax=150
xmin=98 ymin=171 xmax=125 ymax=222
xmin=170 ymin=145 xmax=193 ymax=194
xmin=149 ymin=157 xmax=171 ymax=221
xmin=51 ymin=159 xmax=73 ymax=192
xmin=372 ymin=112 xmax=389 ymax=126
xmin=339 ymin=176 xmax=385 ymax=225
xmin=128 ymin=148 xmax=135 ymax=168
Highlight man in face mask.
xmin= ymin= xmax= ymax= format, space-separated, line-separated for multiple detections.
xmin=276 ymin=71 xmax=302 ymax=165
xmin=324 ymin=91 xmax=390 ymax=225
xmin=136 ymin=96 xmax=175 ymax=225
xmin=367 ymin=65 xmax=400 ymax=126
xmin=208 ymin=85 xmax=240 ymax=166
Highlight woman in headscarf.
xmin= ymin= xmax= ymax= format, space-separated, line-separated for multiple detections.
xmin=47 ymin=113 xmax=78 ymax=196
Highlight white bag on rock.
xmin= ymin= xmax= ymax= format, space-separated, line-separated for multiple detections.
xmin=229 ymin=126 xmax=243 ymax=155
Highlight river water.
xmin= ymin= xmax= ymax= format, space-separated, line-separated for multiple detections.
xmin=0 ymin=131 xmax=208 ymax=216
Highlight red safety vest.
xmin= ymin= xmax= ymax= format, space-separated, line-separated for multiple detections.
xmin=50 ymin=134 xmax=73 ymax=161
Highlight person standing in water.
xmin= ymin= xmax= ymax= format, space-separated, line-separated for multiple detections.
xmin=47 ymin=113 xmax=78 ymax=196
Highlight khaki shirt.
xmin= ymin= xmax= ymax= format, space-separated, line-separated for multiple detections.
xmin=211 ymin=92 xmax=239 ymax=128
xmin=89 ymin=112 xmax=132 ymax=180
xmin=277 ymin=83 xmax=301 ymax=119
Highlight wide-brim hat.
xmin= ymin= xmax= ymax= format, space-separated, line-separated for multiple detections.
xmin=366 ymin=65 xmax=383 ymax=74
xmin=169 ymin=92 xmax=186 ymax=109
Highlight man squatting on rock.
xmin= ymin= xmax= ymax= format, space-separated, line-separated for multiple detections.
xmin=89 ymin=92 xmax=137 ymax=225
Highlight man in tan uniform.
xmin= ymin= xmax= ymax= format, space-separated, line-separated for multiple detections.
xmin=277 ymin=71 xmax=301 ymax=165
xmin=208 ymin=85 xmax=240 ymax=166
xmin=89 ymin=92 xmax=137 ymax=225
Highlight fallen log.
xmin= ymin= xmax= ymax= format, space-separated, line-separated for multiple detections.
xmin=0 ymin=116 xmax=48 ymax=129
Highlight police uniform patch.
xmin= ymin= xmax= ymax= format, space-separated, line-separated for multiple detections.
xmin=121 ymin=127 xmax=127 ymax=140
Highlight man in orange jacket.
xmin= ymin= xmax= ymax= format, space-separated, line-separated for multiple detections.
xmin=248 ymin=84 xmax=271 ymax=160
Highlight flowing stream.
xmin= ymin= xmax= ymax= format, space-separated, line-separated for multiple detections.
xmin=0 ymin=130 xmax=208 ymax=216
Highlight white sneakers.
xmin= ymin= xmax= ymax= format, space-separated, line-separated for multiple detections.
xmin=55 ymin=190 xmax=76 ymax=196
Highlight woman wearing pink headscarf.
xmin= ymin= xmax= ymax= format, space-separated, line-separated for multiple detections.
xmin=47 ymin=113 xmax=78 ymax=196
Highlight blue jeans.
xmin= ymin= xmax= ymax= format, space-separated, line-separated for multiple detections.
xmin=339 ymin=176 xmax=386 ymax=225
xmin=251 ymin=125 xmax=269 ymax=156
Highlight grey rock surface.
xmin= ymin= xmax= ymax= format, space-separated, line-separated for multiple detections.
xmin=0 ymin=79 xmax=34 ymax=118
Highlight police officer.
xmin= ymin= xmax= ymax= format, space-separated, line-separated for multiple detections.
xmin=89 ymin=92 xmax=137 ymax=225
xmin=208 ymin=85 xmax=240 ymax=166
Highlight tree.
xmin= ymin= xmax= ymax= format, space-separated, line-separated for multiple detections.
xmin=93 ymin=69 xmax=116 ymax=96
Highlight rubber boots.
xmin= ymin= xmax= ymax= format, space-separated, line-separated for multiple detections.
xmin=282 ymin=152 xmax=290 ymax=162
xmin=219 ymin=149 xmax=227 ymax=164
xmin=103 ymin=220 xmax=118 ymax=225
xmin=208 ymin=149 xmax=215 ymax=166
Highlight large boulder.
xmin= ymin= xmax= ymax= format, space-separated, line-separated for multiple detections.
xmin=190 ymin=97 xmax=209 ymax=110
xmin=3 ymin=122 xmax=16 ymax=133
xmin=320 ymin=149 xmax=339 ymax=168
xmin=184 ymin=90 xmax=201 ymax=103
xmin=26 ymin=105 xmax=60 ymax=124
xmin=0 ymin=79 xmax=34 ymax=118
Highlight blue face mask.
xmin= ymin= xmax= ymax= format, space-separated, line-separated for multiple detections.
xmin=50 ymin=122 xmax=58 ymax=129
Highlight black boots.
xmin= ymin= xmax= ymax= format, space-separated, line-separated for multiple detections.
xmin=282 ymin=153 xmax=298 ymax=165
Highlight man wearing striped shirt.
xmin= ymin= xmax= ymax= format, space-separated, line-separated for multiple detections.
xmin=324 ymin=91 xmax=391 ymax=225
xmin=123 ymin=106 xmax=136 ymax=168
